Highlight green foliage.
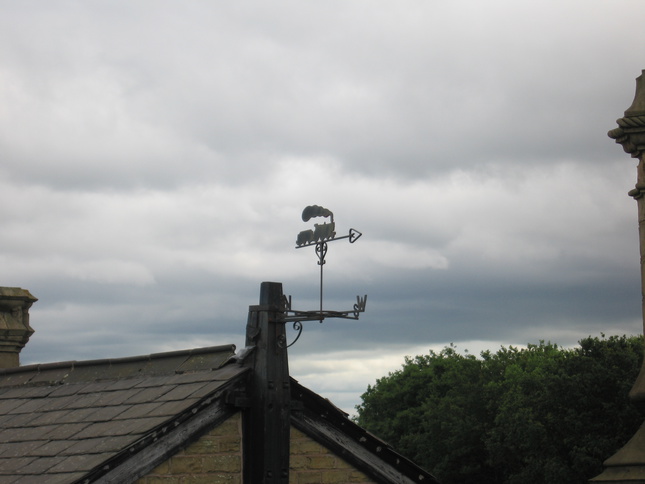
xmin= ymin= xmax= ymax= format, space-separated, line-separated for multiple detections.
xmin=355 ymin=335 xmax=644 ymax=484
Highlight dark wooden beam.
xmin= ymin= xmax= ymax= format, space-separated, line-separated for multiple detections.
xmin=291 ymin=379 xmax=440 ymax=484
xmin=243 ymin=282 xmax=291 ymax=484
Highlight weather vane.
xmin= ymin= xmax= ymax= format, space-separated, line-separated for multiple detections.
xmin=281 ymin=205 xmax=367 ymax=347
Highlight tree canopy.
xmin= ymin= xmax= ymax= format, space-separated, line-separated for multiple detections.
xmin=355 ymin=335 xmax=644 ymax=484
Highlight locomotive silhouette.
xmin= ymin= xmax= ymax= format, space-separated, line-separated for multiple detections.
xmin=296 ymin=205 xmax=336 ymax=246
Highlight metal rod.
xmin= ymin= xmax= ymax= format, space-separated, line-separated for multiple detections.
xmin=316 ymin=241 xmax=327 ymax=322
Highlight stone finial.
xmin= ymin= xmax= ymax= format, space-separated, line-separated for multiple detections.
xmin=609 ymin=70 xmax=645 ymax=160
xmin=0 ymin=287 xmax=37 ymax=368
xmin=592 ymin=69 xmax=645 ymax=483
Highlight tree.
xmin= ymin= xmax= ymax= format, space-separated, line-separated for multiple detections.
xmin=355 ymin=335 xmax=644 ymax=484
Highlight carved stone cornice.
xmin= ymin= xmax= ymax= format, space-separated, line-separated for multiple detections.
xmin=628 ymin=181 xmax=645 ymax=200
xmin=609 ymin=70 xmax=645 ymax=160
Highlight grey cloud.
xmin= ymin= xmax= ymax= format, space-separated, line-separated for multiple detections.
xmin=3 ymin=1 xmax=640 ymax=190
xmin=2 ymin=0 xmax=645 ymax=412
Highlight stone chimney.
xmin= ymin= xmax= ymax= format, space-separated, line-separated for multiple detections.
xmin=0 ymin=287 xmax=37 ymax=368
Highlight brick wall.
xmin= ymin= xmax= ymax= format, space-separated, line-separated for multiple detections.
xmin=289 ymin=427 xmax=375 ymax=484
xmin=136 ymin=412 xmax=243 ymax=484
xmin=136 ymin=413 xmax=375 ymax=484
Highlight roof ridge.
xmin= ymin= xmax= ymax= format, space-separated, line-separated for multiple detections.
xmin=0 ymin=344 xmax=237 ymax=377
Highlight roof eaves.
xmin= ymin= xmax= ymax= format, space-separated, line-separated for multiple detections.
xmin=290 ymin=378 xmax=440 ymax=484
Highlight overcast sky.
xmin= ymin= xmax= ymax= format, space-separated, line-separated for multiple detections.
xmin=2 ymin=1 xmax=645 ymax=413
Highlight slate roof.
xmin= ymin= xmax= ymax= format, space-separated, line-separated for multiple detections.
xmin=0 ymin=345 xmax=248 ymax=484
xmin=0 ymin=341 xmax=438 ymax=484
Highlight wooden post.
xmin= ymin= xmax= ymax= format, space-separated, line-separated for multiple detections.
xmin=243 ymin=282 xmax=290 ymax=484
xmin=592 ymin=70 xmax=645 ymax=482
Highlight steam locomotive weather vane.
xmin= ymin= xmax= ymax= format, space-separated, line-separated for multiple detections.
xmin=281 ymin=205 xmax=367 ymax=347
